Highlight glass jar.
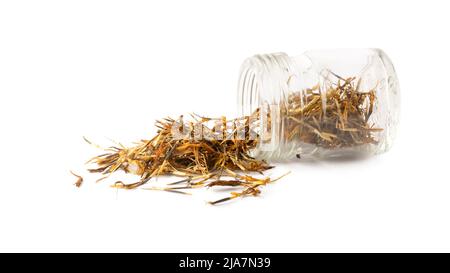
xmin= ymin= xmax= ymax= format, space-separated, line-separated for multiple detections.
xmin=237 ymin=49 xmax=400 ymax=160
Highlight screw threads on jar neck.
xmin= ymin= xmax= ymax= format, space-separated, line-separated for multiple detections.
xmin=237 ymin=52 xmax=299 ymax=161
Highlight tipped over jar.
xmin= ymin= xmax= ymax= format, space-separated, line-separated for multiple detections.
xmin=237 ymin=49 xmax=400 ymax=160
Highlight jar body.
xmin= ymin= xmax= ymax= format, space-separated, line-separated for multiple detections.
xmin=238 ymin=49 xmax=400 ymax=160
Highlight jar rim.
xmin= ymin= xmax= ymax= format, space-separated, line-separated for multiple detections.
xmin=237 ymin=52 xmax=296 ymax=160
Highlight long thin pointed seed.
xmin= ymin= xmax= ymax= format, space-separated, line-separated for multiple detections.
xmin=168 ymin=177 xmax=192 ymax=185
xmin=208 ymin=196 xmax=237 ymax=205
xmin=142 ymin=187 xmax=191 ymax=195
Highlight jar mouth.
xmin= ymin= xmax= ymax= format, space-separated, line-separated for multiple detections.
xmin=237 ymin=56 xmax=260 ymax=118
xmin=237 ymin=53 xmax=298 ymax=160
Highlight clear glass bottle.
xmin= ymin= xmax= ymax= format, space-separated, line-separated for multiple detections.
xmin=237 ymin=49 xmax=400 ymax=160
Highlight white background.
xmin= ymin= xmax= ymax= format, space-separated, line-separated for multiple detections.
xmin=1 ymin=0 xmax=449 ymax=252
